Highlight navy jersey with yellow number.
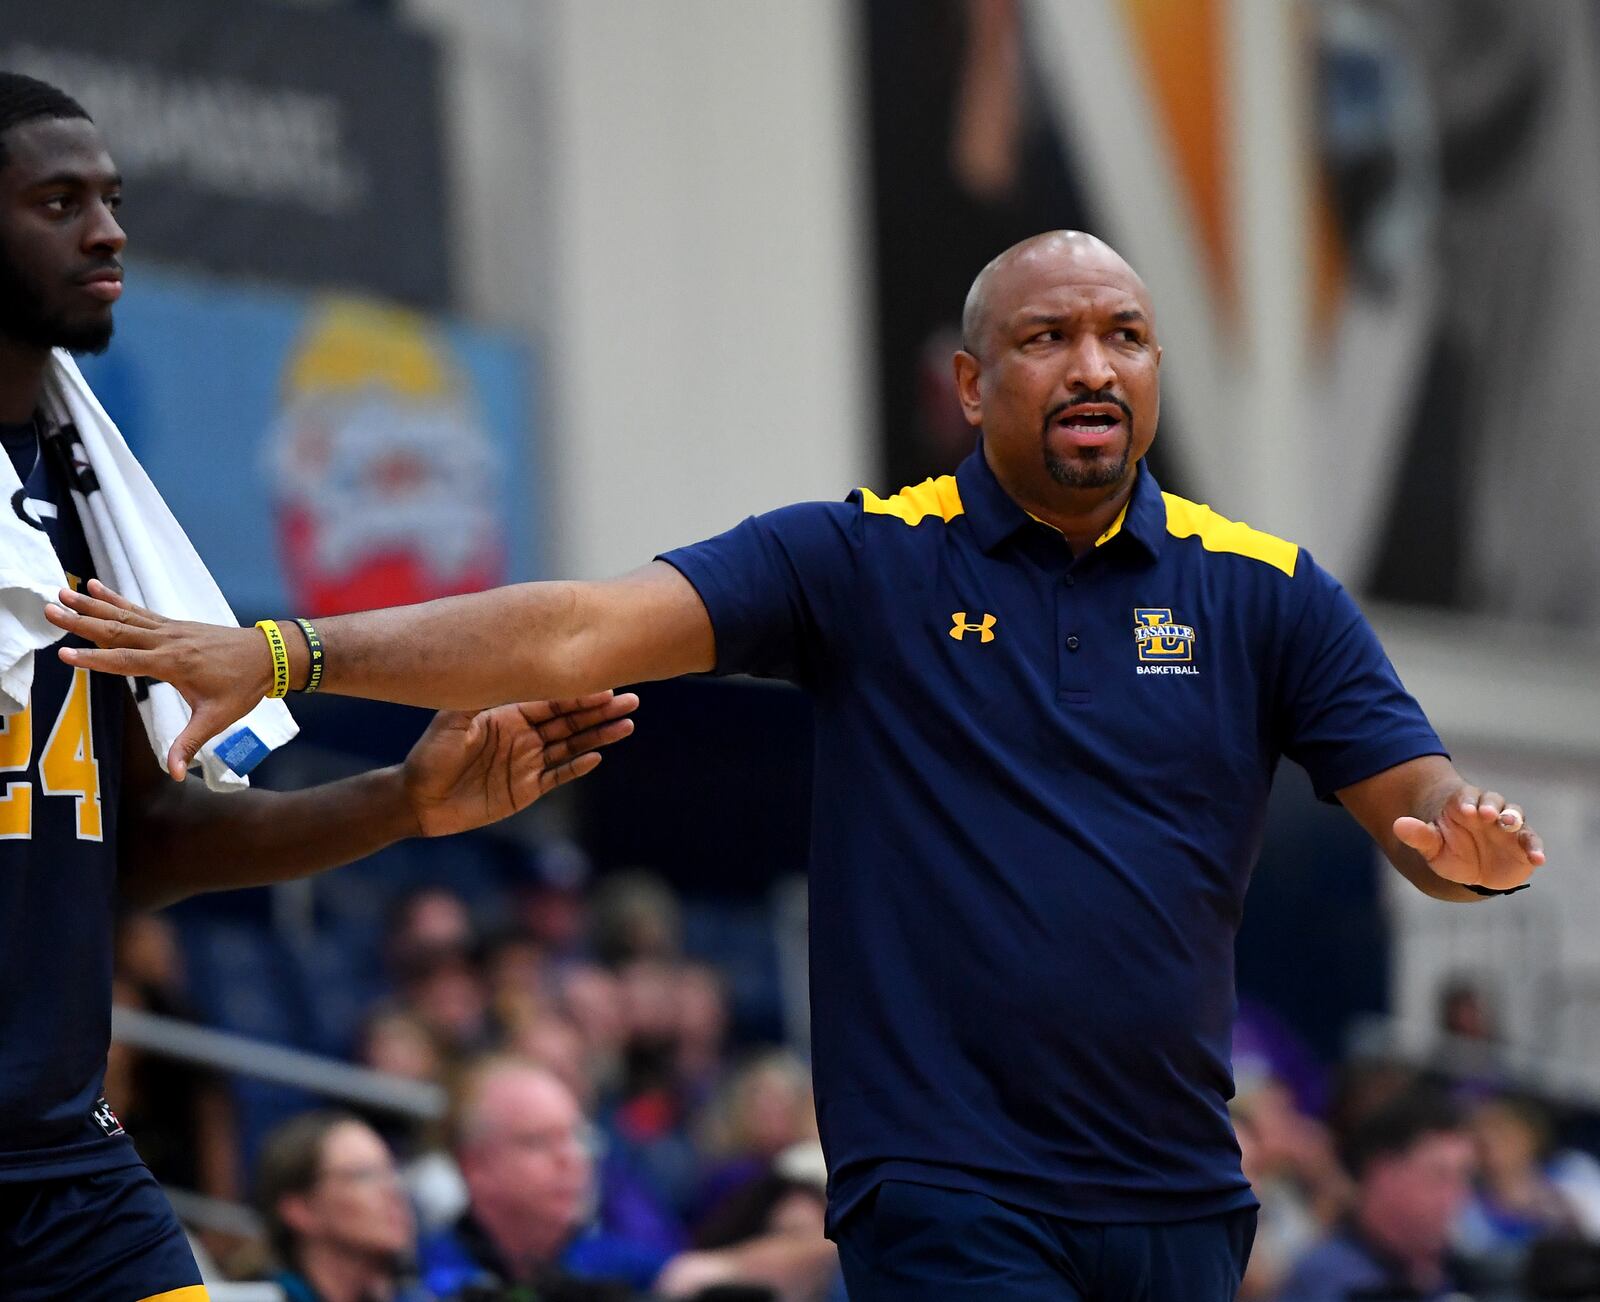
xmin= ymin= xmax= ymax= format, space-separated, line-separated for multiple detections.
xmin=0 ymin=419 xmax=131 ymax=1181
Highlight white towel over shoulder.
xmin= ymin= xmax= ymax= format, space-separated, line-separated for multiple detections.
xmin=0 ymin=350 xmax=296 ymax=791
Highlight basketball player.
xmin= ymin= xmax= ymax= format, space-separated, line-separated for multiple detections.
xmin=0 ymin=72 xmax=634 ymax=1301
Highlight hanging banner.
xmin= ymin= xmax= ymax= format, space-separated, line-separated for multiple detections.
xmin=0 ymin=0 xmax=450 ymax=307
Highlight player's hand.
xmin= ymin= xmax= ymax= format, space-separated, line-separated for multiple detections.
xmin=1393 ymin=785 xmax=1545 ymax=892
xmin=45 ymin=579 xmax=277 ymax=780
xmin=401 ymin=692 xmax=637 ymax=838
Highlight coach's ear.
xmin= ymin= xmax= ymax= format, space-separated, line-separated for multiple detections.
xmin=953 ymin=349 xmax=985 ymax=428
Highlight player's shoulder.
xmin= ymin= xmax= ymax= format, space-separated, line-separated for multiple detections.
xmin=1157 ymin=490 xmax=1301 ymax=580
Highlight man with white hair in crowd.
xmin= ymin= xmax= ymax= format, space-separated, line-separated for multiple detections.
xmin=418 ymin=1056 xmax=839 ymax=1300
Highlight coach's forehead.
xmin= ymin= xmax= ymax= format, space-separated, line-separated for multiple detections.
xmin=964 ymin=232 xmax=1156 ymax=356
xmin=988 ymin=234 xmax=1151 ymax=321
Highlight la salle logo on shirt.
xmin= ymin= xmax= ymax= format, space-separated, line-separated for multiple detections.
xmin=1134 ymin=607 xmax=1200 ymax=674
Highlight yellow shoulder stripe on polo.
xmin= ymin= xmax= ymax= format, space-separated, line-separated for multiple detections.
xmin=1162 ymin=492 xmax=1298 ymax=577
xmin=859 ymin=475 xmax=965 ymax=525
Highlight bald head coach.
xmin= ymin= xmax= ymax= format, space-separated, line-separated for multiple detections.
xmin=54 ymin=232 xmax=1546 ymax=1301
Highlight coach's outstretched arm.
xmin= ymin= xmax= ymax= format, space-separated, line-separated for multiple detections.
xmin=46 ymin=564 xmax=712 ymax=780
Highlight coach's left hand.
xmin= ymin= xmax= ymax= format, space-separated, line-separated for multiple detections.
xmin=1394 ymin=785 xmax=1545 ymax=892
xmin=401 ymin=692 xmax=636 ymax=838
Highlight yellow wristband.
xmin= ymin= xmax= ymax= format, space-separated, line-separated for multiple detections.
xmin=255 ymin=619 xmax=291 ymax=699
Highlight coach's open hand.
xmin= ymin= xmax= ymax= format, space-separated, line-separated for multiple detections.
xmin=400 ymin=693 xmax=636 ymax=838
xmin=1393 ymin=784 xmax=1545 ymax=892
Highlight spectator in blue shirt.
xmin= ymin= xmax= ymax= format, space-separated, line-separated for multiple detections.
xmin=1273 ymin=1089 xmax=1475 ymax=1301
xmin=60 ymin=230 xmax=1549 ymax=1301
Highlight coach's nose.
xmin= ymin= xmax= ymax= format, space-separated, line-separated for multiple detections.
xmin=1061 ymin=332 xmax=1117 ymax=394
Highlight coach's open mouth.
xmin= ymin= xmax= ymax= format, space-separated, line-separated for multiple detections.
xmin=1054 ymin=404 xmax=1125 ymax=445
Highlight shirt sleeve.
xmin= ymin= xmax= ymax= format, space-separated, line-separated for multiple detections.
xmin=1275 ymin=551 xmax=1446 ymax=802
xmin=656 ymin=499 xmax=862 ymax=685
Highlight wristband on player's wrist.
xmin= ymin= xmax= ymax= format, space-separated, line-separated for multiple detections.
xmin=292 ymin=617 xmax=325 ymax=693
xmin=254 ymin=620 xmax=291 ymax=699
xmin=1464 ymin=883 xmax=1530 ymax=897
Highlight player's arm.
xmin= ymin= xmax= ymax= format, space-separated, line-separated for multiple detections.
xmin=1336 ymin=753 xmax=1545 ymax=903
xmin=50 ymin=562 xmax=710 ymax=779
xmin=116 ymin=689 xmax=637 ymax=910
xmin=655 ymin=1234 xmax=840 ymax=1298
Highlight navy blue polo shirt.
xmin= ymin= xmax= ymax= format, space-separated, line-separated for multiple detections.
xmin=659 ymin=444 xmax=1443 ymax=1232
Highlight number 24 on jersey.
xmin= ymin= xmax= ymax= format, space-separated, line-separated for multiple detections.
xmin=0 ymin=667 xmax=103 ymax=841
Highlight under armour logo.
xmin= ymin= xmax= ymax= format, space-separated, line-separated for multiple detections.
xmin=91 ymin=1096 xmax=125 ymax=1137
xmin=950 ymin=612 xmax=997 ymax=643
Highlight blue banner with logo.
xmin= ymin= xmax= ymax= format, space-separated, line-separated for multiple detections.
xmin=76 ymin=264 xmax=538 ymax=618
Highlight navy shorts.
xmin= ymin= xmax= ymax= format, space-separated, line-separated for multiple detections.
xmin=0 ymin=1162 xmax=207 ymax=1302
xmin=836 ymin=1179 xmax=1256 ymax=1302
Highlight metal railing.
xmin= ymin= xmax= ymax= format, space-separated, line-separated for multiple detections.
xmin=110 ymin=1005 xmax=444 ymax=1296
xmin=112 ymin=1005 xmax=444 ymax=1119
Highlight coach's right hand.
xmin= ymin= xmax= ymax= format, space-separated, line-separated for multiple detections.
xmin=47 ymin=579 xmax=280 ymax=780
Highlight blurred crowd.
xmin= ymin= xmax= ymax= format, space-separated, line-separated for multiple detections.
xmin=1233 ymin=984 xmax=1600 ymax=1301
xmin=112 ymin=876 xmax=1600 ymax=1302
xmin=113 ymin=868 xmax=841 ymax=1301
